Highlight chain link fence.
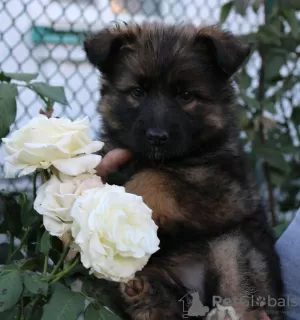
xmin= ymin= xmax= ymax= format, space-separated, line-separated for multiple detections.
xmin=0 ymin=0 xmax=263 ymax=192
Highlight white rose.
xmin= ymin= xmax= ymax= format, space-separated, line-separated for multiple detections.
xmin=2 ymin=115 xmax=103 ymax=178
xmin=34 ymin=173 xmax=103 ymax=239
xmin=70 ymin=184 xmax=160 ymax=282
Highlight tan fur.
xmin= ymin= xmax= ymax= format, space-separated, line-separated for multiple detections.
xmin=125 ymin=170 xmax=189 ymax=228
xmin=248 ymin=248 xmax=269 ymax=297
xmin=209 ymin=235 xmax=266 ymax=319
xmin=210 ymin=236 xmax=243 ymax=299
xmin=99 ymin=100 xmax=121 ymax=130
xmin=206 ymin=111 xmax=225 ymax=130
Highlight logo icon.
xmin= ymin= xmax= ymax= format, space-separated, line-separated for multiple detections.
xmin=179 ymin=291 xmax=209 ymax=318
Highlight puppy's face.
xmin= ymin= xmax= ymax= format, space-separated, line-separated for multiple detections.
xmin=85 ymin=23 xmax=250 ymax=161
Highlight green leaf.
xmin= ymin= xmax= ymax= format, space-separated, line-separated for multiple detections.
xmin=265 ymin=53 xmax=286 ymax=81
xmin=0 ymin=264 xmax=20 ymax=275
xmin=42 ymin=284 xmax=85 ymax=320
xmin=257 ymin=25 xmax=281 ymax=46
xmin=40 ymin=231 xmax=51 ymax=255
xmin=253 ymin=145 xmax=290 ymax=173
xmin=280 ymin=145 xmax=298 ymax=155
xmin=277 ymin=132 xmax=293 ymax=148
xmin=4 ymin=73 xmax=38 ymax=83
xmin=0 ymin=83 xmax=18 ymax=140
xmin=263 ymin=100 xmax=276 ymax=114
xmin=240 ymin=94 xmax=260 ymax=110
xmin=85 ymin=304 xmax=121 ymax=320
xmin=252 ymin=0 xmax=261 ymax=13
xmin=0 ymin=269 xmax=23 ymax=312
xmin=0 ymin=305 xmax=19 ymax=320
xmin=281 ymin=9 xmax=299 ymax=38
xmin=19 ymin=258 xmax=39 ymax=271
xmin=280 ymin=36 xmax=299 ymax=52
xmin=277 ymin=0 xmax=300 ymax=10
xmin=0 ymin=72 xmax=11 ymax=83
xmin=270 ymin=170 xmax=286 ymax=187
xmin=19 ymin=193 xmax=38 ymax=227
xmin=238 ymin=69 xmax=252 ymax=90
xmin=23 ymin=271 xmax=48 ymax=296
xmin=220 ymin=1 xmax=233 ymax=23
xmin=265 ymin=24 xmax=282 ymax=38
xmin=234 ymin=0 xmax=248 ymax=16
xmin=30 ymin=82 xmax=68 ymax=105
xmin=238 ymin=109 xmax=252 ymax=130
xmin=273 ymin=221 xmax=290 ymax=239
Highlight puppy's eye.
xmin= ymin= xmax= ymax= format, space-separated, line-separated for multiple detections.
xmin=131 ymin=87 xmax=145 ymax=98
xmin=179 ymin=91 xmax=194 ymax=102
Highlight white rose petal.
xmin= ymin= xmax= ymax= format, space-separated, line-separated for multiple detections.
xmin=2 ymin=115 xmax=104 ymax=178
xmin=70 ymin=184 xmax=160 ymax=283
xmin=52 ymin=154 xmax=101 ymax=176
xmin=34 ymin=173 xmax=103 ymax=239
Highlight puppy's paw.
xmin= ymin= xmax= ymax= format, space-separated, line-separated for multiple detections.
xmin=206 ymin=304 xmax=239 ymax=320
xmin=120 ymin=276 xmax=151 ymax=302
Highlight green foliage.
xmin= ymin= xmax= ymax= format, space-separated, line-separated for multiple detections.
xmin=3 ymin=73 xmax=38 ymax=83
xmin=42 ymin=283 xmax=85 ymax=320
xmin=0 ymin=267 xmax=23 ymax=312
xmin=23 ymin=272 xmax=48 ymax=295
xmin=0 ymin=83 xmax=17 ymax=140
xmin=221 ymin=0 xmax=300 ymax=224
xmin=30 ymin=83 xmax=68 ymax=106
xmin=40 ymin=231 xmax=51 ymax=255
xmin=220 ymin=1 xmax=234 ymax=23
xmin=85 ymin=304 xmax=122 ymax=320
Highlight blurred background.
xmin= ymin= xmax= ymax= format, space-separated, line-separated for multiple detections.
xmin=0 ymin=0 xmax=299 ymax=232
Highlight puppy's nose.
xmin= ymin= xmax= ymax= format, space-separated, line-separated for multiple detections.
xmin=147 ymin=128 xmax=169 ymax=145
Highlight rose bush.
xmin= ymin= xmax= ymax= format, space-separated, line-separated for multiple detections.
xmin=71 ymin=184 xmax=160 ymax=282
xmin=2 ymin=115 xmax=103 ymax=178
xmin=0 ymin=72 xmax=160 ymax=319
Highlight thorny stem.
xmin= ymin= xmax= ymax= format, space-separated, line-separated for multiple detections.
xmin=43 ymin=254 xmax=48 ymax=276
xmin=20 ymin=297 xmax=24 ymax=320
xmin=49 ymin=257 xmax=79 ymax=284
xmin=50 ymin=243 xmax=70 ymax=276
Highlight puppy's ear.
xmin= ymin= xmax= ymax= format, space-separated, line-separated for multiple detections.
xmin=84 ymin=25 xmax=136 ymax=73
xmin=195 ymin=27 xmax=251 ymax=78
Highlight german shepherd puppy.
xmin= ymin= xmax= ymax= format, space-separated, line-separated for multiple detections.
xmin=84 ymin=23 xmax=284 ymax=320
